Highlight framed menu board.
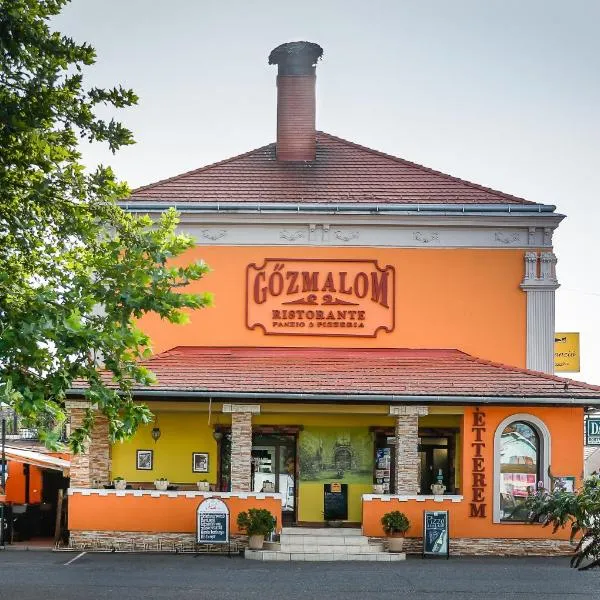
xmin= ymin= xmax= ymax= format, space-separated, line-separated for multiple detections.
xmin=197 ymin=498 xmax=229 ymax=544
xmin=423 ymin=510 xmax=449 ymax=559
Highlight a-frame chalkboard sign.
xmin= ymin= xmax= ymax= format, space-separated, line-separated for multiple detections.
xmin=422 ymin=510 xmax=449 ymax=559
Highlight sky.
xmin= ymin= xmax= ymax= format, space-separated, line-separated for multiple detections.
xmin=54 ymin=0 xmax=600 ymax=383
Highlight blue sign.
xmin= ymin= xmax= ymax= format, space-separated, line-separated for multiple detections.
xmin=586 ymin=419 xmax=600 ymax=446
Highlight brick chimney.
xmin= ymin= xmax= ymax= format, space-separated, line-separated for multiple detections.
xmin=268 ymin=41 xmax=323 ymax=162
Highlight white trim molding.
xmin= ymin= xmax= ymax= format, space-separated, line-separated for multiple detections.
xmin=67 ymin=488 xmax=282 ymax=500
xmin=521 ymin=252 xmax=559 ymax=374
xmin=362 ymin=494 xmax=463 ymax=503
xmin=493 ymin=413 xmax=551 ymax=524
xmin=167 ymin=211 xmax=563 ymax=248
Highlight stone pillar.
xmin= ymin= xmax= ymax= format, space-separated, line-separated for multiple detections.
xmin=66 ymin=401 xmax=110 ymax=487
xmin=389 ymin=405 xmax=428 ymax=495
xmin=222 ymin=404 xmax=260 ymax=492
xmin=520 ymin=251 xmax=559 ymax=374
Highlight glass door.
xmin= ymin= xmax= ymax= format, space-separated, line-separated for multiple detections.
xmin=252 ymin=434 xmax=296 ymax=523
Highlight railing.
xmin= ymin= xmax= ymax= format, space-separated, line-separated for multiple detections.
xmin=2 ymin=409 xmax=67 ymax=442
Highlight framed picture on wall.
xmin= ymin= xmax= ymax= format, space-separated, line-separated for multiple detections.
xmin=136 ymin=449 xmax=153 ymax=471
xmin=553 ymin=476 xmax=576 ymax=493
xmin=192 ymin=452 xmax=209 ymax=473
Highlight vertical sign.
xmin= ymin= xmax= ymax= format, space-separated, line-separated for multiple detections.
xmin=470 ymin=407 xmax=487 ymax=518
xmin=423 ymin=511 xmax=449 ymax=558
xmin=197 ymin=497 xmax=229 ymax=544
xmin=554 ymin=333 xmax=580 ymax=372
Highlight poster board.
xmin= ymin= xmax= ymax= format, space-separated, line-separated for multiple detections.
xmin=423 ymin=511 xmax=449 ymax=559
xmin=197 ymin=498 xmax=229 ymax=544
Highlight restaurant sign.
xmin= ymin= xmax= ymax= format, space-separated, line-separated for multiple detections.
xmin=197 ymin=497 xmax=229 ymax=544
xmin=246 ymin=259 xmax=395 ymax=337
xmin=586 ymin=418 xmax=600 ymax=447
xmin=554 ymin=332 xmax=580 ymax=372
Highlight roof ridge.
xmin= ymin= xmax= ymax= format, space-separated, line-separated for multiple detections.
xmin=130 ymin=140 xmax=275 ymax=196
xmin=316 ymin=131 xmax=537 ymax=205
xmin=458 ymin=352 xmax=600 ymax=391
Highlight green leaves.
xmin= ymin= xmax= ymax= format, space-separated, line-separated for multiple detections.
xmin=0 ymin=0 xmax=211 ymax=452
xmin=526 ymin=476 xmax=600 ymax=570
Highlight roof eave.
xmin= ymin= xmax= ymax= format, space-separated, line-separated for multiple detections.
xmin=67 ymin=388 xmax=600 ymax=406
xmin=118 ymin=201 xmax=559 ymax=216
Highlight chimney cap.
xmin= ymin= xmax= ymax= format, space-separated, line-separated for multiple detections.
xmin=268 ymin=41 xmax=323 ymax=75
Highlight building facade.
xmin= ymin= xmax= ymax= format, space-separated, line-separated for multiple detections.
xmin=68 ymin=42 xmax=600 ymax=555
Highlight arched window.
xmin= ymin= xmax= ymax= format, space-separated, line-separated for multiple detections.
xmin=493 ymin=414 xmax=550 ymax=523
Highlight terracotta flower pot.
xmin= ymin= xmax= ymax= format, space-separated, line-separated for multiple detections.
xmin=388 ymin=535 xmax=405 ymax=553
xmin=248 ymin=534 xmax=265 ymax=550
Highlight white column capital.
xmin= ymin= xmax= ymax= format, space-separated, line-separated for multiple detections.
xmin=222 ymin=403 xmax=261 ymax=414
xmin=389 ymin=405 xmax=428 ymax=417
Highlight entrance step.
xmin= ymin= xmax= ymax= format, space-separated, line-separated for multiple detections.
xmin=246 ymin=527 xmax=405 ymax=562
xmin=245 ymin=549 xmax=406 ymax=562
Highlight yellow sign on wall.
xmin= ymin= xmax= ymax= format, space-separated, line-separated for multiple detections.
xmin=554 ymin=332 xmax=580 ymax=372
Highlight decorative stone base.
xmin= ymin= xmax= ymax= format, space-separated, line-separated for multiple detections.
xmin=69 ymin=531 xmax=574 ymax=556
xmin=393 ymin=537 xmax=574 ymax=556
xmin=69 ymin=530 xmax=245 ymax=553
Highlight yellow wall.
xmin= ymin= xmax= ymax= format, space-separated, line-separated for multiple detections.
xmin=111 ymin=412 xmax=218 ymax=485
xmin=111 ymin=405 xmax=462 ymax=522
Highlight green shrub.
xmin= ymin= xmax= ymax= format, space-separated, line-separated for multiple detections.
xmin=526 ymin=475 xmax=600 ymax=570
xmin=381 ymin=511 xmax=410 ymax=535
xmin=237 ymin=508 xmax=277 ymax=537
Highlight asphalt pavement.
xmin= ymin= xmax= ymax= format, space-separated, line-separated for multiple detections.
xmin=0 ymin=551 xmax=598 ymax=600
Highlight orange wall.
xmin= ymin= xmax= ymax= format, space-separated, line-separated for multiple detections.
xmin=138 ymin=246 xmax=527 ymax=367
xmin=68 ymin=493 xmax=282 ymax=535
xmin=362 ymin=497 xmax=571 ymax=540
xmin=363 ymin=406 xmax=584 ymax=539
xmin=4 ymin=461 xmax=42 ymax=504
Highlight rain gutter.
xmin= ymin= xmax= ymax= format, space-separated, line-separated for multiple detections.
xmin=67 ymin=388 xmax=600 ymax=406
xmin=118 ymin=201 xmax=557 ymax=215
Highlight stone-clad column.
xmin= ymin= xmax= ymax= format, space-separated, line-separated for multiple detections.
xmin=222 ymin=404 xmax=260 ymax=492
xmin=390 ymin=405 xmax=428 ymax=494
xmin=66 ymin=401 xmax=110 ymax=487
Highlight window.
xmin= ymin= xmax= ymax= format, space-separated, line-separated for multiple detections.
xmin=493 ymin=414 xmax=550 ymax=523
xmin=499 ymin=422 xmax=539 ymax=521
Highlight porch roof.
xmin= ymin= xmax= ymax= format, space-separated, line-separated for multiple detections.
xmin=85 ymin=347 xmax=600 ymax=406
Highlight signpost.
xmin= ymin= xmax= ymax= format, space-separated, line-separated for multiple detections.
xmin=586 ymin=418 xmax=600 ymax=446
xmin=197 ymin=497 xmax=230 ymax=556
xmin=423 ymin=510 xmax=449 ymax=559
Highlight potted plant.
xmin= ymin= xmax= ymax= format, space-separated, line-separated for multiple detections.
xmin=237 ymin=508 xmax=277 ymax=550
xmin=113 ymin=476 xmax=127 ymax=491
xmin=381 ymin=510 xmax=410 ymax=552
xmin=196 ymin=479 xmax=210 ymax=492
xmin=154 ymin=477 xmax=169 ymax=491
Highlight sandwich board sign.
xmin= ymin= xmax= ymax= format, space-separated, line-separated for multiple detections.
xmin=423 ymin=510 xmax=449 ymax=559
xmin=197 ymin=497 xmax=229 ymax=544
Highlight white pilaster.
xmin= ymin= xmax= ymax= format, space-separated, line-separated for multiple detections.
xmin=520 ymin=252 xmax=559 ymax=374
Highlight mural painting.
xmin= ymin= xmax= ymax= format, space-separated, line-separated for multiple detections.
xmin=299 ymin=427 xmax=372 ymax=483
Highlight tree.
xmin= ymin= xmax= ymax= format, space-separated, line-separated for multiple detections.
xmin=526 ymin=476 xmax=600 ymax=570
xmin=0 ymin=0 xmax=212 ymax=452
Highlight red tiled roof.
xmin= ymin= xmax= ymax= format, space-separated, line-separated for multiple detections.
xmin=106 ymin=347 xmax=600 ymax=401
xmin=128 ymin=132 xmax=537 ymax=206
